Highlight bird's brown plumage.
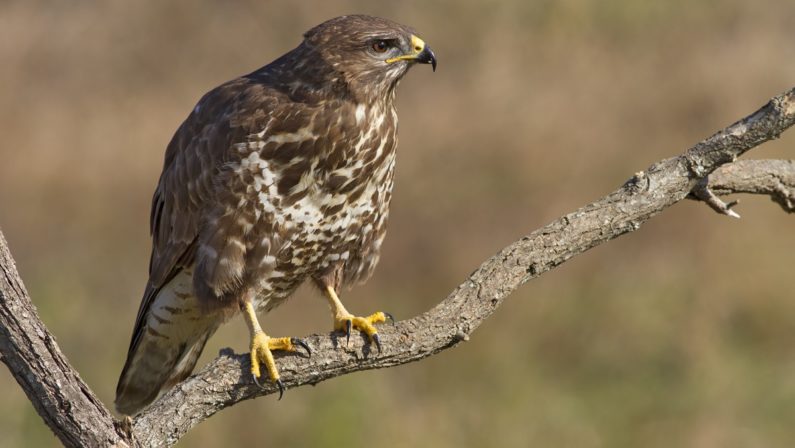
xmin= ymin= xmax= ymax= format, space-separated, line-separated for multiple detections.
xmin=116 ymin=15 xmax=435 ymax=415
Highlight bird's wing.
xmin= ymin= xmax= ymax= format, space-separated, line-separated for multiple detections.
xmin=117 ymin=74 xmax=328 ymax=413
xmin=125 ymin=79 xmax=256 ymax=355
xmin=116 ymin=79 xmax=270 ymax=414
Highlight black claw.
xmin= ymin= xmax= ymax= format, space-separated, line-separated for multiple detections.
xmin=384 ymin=312 xmax=395 ymax=325
xmin=276 ymin=379 xmax=285 ymax=400
xmin=345 ymin=319 xmax=352 ymax=346
xmin=372 ymin=333 xmax=382 ymax=353
xmin=252 ymin=373 xmax=265 ymax=389
xmin=291 ymin=337 xmax=312 ymax=357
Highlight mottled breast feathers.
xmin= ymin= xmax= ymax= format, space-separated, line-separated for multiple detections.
xmin=144 ymin=67 xmax=398 ymax=326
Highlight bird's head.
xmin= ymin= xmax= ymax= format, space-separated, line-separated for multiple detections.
xmin=301 ymin=15 xmax=436 ymax=102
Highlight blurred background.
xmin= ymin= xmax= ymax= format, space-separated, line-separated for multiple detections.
xmin=2 ymin=0 xmax=795 ymax=447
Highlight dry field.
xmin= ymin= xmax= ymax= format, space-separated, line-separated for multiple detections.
xmin=2 ymin=1 xmax=795 ymax=446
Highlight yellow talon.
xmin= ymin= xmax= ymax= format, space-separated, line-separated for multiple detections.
xmin=242 ymin=302 xmax=310 ymax=399
xmin=325 ymin=286 xmax=393 ymax=352
xmin=337 ymin=312 xmax=387 ymax=336
xmin=250 ymin=333 xmax=293 ymax=381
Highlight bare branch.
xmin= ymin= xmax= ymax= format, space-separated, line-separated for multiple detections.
xmin=1 ymin=87 xmax=794 ymax=447
xmin=691 ymin=180 xmax=742 ymax=218
xmin=702 ymin=159 xmax=795 ymax=213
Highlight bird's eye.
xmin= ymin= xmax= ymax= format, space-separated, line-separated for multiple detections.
xmin=372 ymin=40 xmax=389 ymax=53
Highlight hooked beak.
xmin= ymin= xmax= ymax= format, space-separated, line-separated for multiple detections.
xmin=385 ymin=35 xmax=437 ymax=72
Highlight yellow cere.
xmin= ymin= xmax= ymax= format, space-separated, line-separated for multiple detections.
xmin=385 ymin=34 xmax=426 ymax=64
xmin=409 ymin=35 xmax=426 ymax=53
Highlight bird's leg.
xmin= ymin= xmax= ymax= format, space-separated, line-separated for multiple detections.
xmin=323 ymin=285 xmax=393 ymax=352
xmin=241 ymin=301 xmax=310 ymax=399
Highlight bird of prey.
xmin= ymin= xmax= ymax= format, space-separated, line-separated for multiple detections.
xmin=115 ymin=15 xmax=436 ymax=415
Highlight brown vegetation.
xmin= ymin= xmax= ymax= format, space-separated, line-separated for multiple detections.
xmin=2 ymin=1 xmax=795 ymax=446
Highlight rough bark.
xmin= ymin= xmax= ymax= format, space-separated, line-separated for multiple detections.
xmin=1 ymin=86 xmax=794 ymax=447
xmin=692 ymin=159 xmax=795 ymax=214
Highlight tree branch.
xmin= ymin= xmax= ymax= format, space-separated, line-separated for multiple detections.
xmin=1 ymin=86 xmax=794 ymax=447
xmin=694 ymin=159 xmax=795 ymax=214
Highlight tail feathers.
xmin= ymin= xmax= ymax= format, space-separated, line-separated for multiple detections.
xmin=164 ymin=329 xmax=215 ymax=389
xmin=115 ymin=327 xmax=216 ymax=415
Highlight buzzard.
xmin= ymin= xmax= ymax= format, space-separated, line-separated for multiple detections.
xmin=115 ymin=15 xmax=436 ymax=415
